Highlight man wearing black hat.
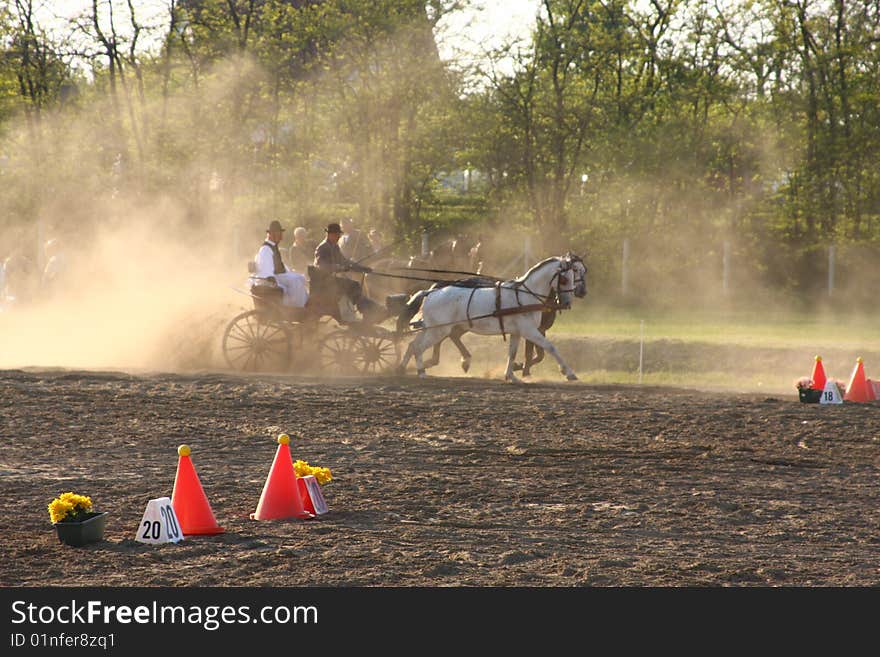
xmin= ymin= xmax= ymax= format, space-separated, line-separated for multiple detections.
xmin=338 ymin=216 xmax=371 ymax=262
xmin=314 ymin=223 xmax=373 ymax=274
xmin=313 ymin=222 xmax=383 ymax=322
xmin=252 ymin=220 xmax=308 ymax=307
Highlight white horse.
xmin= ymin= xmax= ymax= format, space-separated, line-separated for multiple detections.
xmin=398 ymin=254 xmax=588 ymax=382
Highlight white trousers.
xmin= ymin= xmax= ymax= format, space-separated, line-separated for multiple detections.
xmin=275 ymin=272 xmax=308 ymax=307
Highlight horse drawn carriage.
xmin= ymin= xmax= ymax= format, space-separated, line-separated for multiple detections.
xmin=222 ymin=264 xmax=409 ymax=375
xmin=221 ymin=253 xmax=589 ymax=381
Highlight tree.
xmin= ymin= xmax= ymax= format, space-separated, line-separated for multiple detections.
xmin=477 ymin=0 xmax=628 ymax=250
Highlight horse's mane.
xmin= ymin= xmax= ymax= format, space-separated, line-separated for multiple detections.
xmin=514 ymin=255 xmax=565 ymax=282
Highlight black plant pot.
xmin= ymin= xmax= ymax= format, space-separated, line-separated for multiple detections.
xmin=53 ymin=512 xmax=108 ymax=547
xmin=798 ymin=388 xmax=822 ymax=403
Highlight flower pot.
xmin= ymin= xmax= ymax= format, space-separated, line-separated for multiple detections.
xmin=53 ymin=512 xmax=108 ymax=547
xmin=798 ymin=387 xmax=822 ymax=404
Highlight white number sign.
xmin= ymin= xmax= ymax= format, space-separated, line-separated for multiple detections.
xmin=136 ymin=497 xmax=184 ymax=544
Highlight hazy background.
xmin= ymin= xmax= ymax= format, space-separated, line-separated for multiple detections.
xmin=1 ymin=1 xmax=877 ymax=383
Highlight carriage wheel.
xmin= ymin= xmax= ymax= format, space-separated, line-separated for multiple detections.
xmin=222 ymin=310 xmax=292 ymax=373
xmin=350 ymin=334 xmax=400 ymax=375
xmin=318 ymin=329 xmax=361 ymax=376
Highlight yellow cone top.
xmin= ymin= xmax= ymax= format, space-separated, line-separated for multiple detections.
xmin=815 ymin=355 xmax=822 ymax=362
xmin=278 ymin=434 xmax=290 ymax=445
xmin=178 ymin=444 xmax=191 ymax=457
xmin=857 ymin=357 xmax=862 ymax=364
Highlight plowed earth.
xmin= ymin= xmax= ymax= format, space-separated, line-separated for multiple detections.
xmin=1 ymin=363 xmax=879 ymax=588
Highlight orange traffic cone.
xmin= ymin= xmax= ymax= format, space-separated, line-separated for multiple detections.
xmin=251 ymin=434 xmax=312 ymax=521
xmin=844 ymin=358 xmax=872 ymax=403
xmin=171 ymin=445 xmax=224 ymax=535
xmin=810 ymin=355 xmax=827 ymax=391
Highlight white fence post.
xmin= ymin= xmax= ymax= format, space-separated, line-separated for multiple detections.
xmin=421 ymin=230 xmax=429 ymax=258
xmin=621 ymin=238 xmax=630 ymax=296
xmin=638 ymin=320 xmax=644 ymax=384
xmin=828 ymin=245 xmax=835 ymax=297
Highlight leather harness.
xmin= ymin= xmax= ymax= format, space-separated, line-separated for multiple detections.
xmin=414 ymin=258 xmax=582 ymax=334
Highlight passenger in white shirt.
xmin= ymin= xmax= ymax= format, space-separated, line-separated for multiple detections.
xmin=252 ymin=220 xmax=308 ymax=307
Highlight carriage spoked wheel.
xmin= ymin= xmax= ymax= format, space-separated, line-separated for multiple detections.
xmin=350 ymin=334 xmax=400 ymax=375
xmin=222 ymin=310 xmax=293 ymax=373
xmin=319 ymin=327 xmax=400 ymax=376
xmin=318 ymin=329 xmax=361 ymax=375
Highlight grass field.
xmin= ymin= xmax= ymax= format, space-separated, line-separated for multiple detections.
xmin=554 ymin=304 xmax=880 ymax=351
xmin=451 ymin=304 xmax=880 ymax=394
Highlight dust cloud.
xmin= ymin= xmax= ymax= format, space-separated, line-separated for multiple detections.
xmin=1 ymin=40 xmax=876 ymax=378
xmin=0 ymin=66 xmax=258 ymax=372
xmin=0 ymin=219 xmax=240 ymax=371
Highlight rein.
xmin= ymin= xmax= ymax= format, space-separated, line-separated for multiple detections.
xmin=398 ymin=266 xmax=503 ymax=282
xmin=368 ymin=269 xmax=502 ymax=287
xmin=366 ymin=270 xmax=460 ymax=284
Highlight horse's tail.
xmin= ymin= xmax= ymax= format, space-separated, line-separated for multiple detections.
xmin=395 ymin=288 xmax=430 ymax=333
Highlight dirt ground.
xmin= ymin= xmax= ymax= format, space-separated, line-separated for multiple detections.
xmin=2 ymin=358 xmax=878 ymax=588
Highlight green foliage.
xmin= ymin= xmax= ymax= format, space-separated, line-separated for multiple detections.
xmin=0 ymin=0 xmax=877 ymax=307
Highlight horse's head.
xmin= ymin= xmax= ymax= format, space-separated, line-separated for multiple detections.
xmin=569 ymin=254 xmax=588 ymax=298
xmin=554 ymin=254 xmax=587 ymax=305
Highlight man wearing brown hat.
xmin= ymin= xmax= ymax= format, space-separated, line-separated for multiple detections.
xmin=252 ymin=219 xmax=308 ymax=307
xmin=314 ymin=222 xmax=383 ymax=322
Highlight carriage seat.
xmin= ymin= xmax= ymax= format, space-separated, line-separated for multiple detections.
xmin=249 ymin=279 xmax=282 ymax=309
xmin=247 ymin=254 xmax=282 ymax=308
xmin=249 ymin=282 xmax=309 ymax=321
xmin=246 ymin=262 xmax=310 ymax=320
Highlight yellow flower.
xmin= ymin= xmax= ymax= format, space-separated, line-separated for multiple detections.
xmin=293 ymin=460 xmax=332 ymax=485
xmin=48 ymin=492 xmax=94 ymax=523
xmin=311 ymin=467 xmax=332 ymax=485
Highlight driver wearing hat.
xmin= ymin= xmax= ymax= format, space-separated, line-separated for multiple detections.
xmin=314 ymin=222 xmax=383 ymax=322
xmin=314 ymin=223 xmax=373 ymax=275
xmin=252 ymin=219 xmax=308 ymax=307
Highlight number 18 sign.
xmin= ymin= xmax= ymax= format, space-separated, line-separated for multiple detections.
xmin=136 ymin=497 xmax=184 ymax=544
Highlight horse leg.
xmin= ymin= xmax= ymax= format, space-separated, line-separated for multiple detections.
xmin=422 ymin=337 xmax=444 ymax=370
xmin=409 ymin=327 xmax=452 ymax=377
xmin=421 ymin=330 xmax=465 ymax=371
xmin=400 ymin=331 xmax=429 ymax=376
xmin=397 ymin=338 xmax=416 ymax=375
xmin=524 ymin=342 xmax=546 ymax=377
xmin=511 ymin=335 xmax=527 ymax=373
xmin=522 ymin=341 xmax=535 ymax=377
xmin=504 ymin=334 xmax=522 ymax=383
xmin=523 ymin=325 xmax=548 ymax=376
xmin=521 ymin=329 xmax=577 ymax=381
xmin=449 ymin=326 xmax=472 ymax=372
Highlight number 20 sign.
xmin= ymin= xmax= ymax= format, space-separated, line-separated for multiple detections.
xmin=135 ymin=497 xmax=184 ymax=544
